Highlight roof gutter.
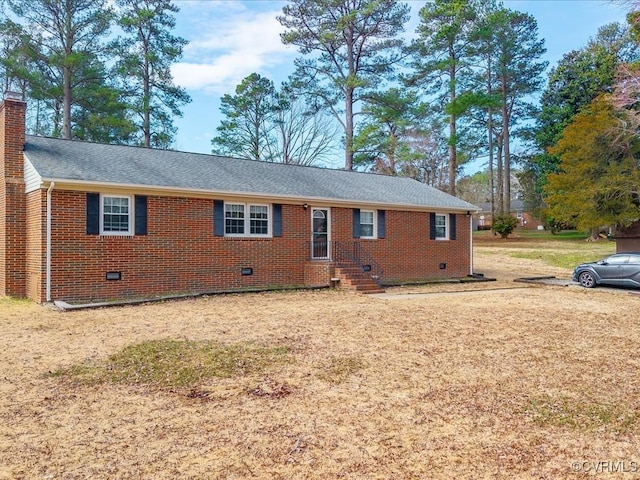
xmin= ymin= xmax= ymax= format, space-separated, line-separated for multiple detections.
xmin=46 ymin=181 xmax=55 ymax=302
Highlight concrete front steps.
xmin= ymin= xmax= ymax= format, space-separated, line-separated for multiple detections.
xmin=333 ymin=263 xmax=385 ymax=294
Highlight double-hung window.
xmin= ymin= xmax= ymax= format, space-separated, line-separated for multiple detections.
xmin=102 ymin=195 xmax=132 ymax=235
xmin=360 ymin=210 xmax=376 ymax=239
xmin=225 ymin=202 xmax=270 ymax=237
xmin=225 ymin=203 xmax=245 ymax=234
xmin=434 ymin=213 xmax=448 ymax=240
xmin=249 ymin=205 xmax=269 ymax=235
xmin=87 ymin=193 xmax=146 ymax=236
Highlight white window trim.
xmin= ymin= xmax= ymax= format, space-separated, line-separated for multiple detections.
xmin=435 ymin=213 xmax=448 ymax=240
xmin=224 ymin=202 xmax=272 ymax=238
xmin=224 ymin=203 xmax=246 ymax=236
xmin=360 ymin=209 xmax=377 ymax=239
xmin=100 ymin=194 xmax=133 ymax=236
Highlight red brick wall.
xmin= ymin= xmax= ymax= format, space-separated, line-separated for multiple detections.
xmin=50 ymin=194 xmax=312 ymax=302
xmin=45 ymin=190 xmax=472 ymax=302
xmin=356 ymin=210 xmax=471 ymax=283
xmin=304 ymin=262 xmax=333 ymax=287
xmin=329 ymin=207 xmax=470 ymax=281
xmin=0 ymin=97 xmax=27 ymax=297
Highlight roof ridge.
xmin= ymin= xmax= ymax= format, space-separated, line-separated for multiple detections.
xmin=24 ymin=134 xmax=409 ymax=181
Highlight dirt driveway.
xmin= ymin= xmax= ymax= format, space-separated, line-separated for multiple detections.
xmin=1 ymin=247 xmax=639 ymax=479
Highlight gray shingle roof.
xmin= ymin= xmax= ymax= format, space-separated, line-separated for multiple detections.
xmin=24 ymin=135 xmax=478 ymax=211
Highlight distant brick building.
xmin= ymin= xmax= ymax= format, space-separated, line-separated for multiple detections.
xmin=1 ymin=94 xmax=478 ymax=304
xmin=474 ymin=199 xmax=542 ymax=231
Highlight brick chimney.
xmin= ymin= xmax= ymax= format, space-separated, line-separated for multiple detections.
xmin=0 ymin=91 xmax=27 ymax=297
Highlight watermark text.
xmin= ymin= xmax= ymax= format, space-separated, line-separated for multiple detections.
xmin=571 ymin=461 xmax=638 ymax=474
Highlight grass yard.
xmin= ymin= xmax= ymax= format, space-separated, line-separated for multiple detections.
xmin=474 ymin=229 xmax=617 ymax=269
xmin=2 ymin=231 xmax=639 ymax=479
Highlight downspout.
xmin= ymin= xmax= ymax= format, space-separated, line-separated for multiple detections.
xmin=46 ymin=182 xmax=55 ymax=302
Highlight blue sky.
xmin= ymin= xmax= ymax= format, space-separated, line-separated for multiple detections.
xmin=170 ymin=0 xmax=630 ymax=162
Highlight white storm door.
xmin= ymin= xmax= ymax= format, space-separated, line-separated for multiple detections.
xmin=311 ymin=208 xmax=330 ymax=259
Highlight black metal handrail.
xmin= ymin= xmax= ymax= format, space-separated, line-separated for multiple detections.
xmin=332 ymin=241 xmax=384 ymax=284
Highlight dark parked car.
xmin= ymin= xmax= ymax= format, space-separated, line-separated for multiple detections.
xmin=573 ymin=253 xmax=640 ymax=289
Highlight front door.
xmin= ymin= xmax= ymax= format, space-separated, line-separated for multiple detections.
xmin=312 ymin=208 xmax=330 ymax=259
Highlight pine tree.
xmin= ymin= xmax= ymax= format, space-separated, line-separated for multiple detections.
xmin=408 ymin=0 xmax=478 ymax=194
xmin=279 ymin=0 xmax=409 ymax=170
xmin=4 ymin=0 xmax=116 ymax=139
xmin=113 ymin=0 xmax=190 ymax=148
xmin=212 ymin=73 xmax=278 ymax=161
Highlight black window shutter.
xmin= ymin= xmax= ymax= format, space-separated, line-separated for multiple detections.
xmin=86 ymin=193 xmax=100 ymax=235
xmin=449 ymin=213 xmax=457 ymax=240
xmin=429 ymin=212 xmax=436 ymax=240
xmin=213 ymin=200 xmax=224 ymax=236
xmin=378 ymin=210 xmax=386 ymax=239
xmin=273 ymin=204 xmax=283 ymax=237
xmin=135 ymin=196 xmax=148 ymax=235
xmin=353 ymin=208 xmax=361 ymax=238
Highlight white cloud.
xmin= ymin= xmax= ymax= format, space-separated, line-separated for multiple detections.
xmin=172 ymin=1 xmax=296 ymax=94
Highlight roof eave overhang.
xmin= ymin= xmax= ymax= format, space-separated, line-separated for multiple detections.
xmin=37 ymin=178 xmax=479 ymax=213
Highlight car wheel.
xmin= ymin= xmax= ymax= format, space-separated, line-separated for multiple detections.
xmin=578 ymin=271 xmax=596 ymax=288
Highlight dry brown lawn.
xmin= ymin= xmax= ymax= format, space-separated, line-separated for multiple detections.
xmin=2 ymin=234 xmax=639 ymax=479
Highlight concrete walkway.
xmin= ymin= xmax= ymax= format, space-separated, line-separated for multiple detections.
xmin=370 ymin=286 xmax=533 ymax=300
xmin=371 ymin=276 xmax=640 ymax=300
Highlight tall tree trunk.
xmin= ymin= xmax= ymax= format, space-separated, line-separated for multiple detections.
xmin=62 ymin=66 xmax=72 ymax=139
xmin=281 ymin=120 xmax=290 ymax=164
xmin=143 ymin=55 xmax=151 ymax=148
xmin=486 ymin=50 xmax=495 ymax=229
xmin=389 ymin=126 xmax=397 ymax=174
xmin=487 ymin=107 xmax=495 ymax=228
xmin=502 ymin=98 xmax=511 ymax=214
xmin=448 ymin=46 xmax=457 ymax=195
xmin=496 ymin=140 xmax=504 ymax=216
xmin=52 ymin=99 xmax=62 ymax=138
xmin=344 ymin=21 xmax=355 ymax=171
xmin=62 ymin=12 xmax=73 ymax=140
xmin=345 ymin=85 xmax=354 ymax=171
xmin=501 ymin=81 xmax=511 ymax=214
xmin=448 ymin=111 xmax=457 ymax=195
xmin=253 ymin=96 xmax=261 ymax=160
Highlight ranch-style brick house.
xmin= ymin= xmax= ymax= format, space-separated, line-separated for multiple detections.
xmin=1 ymin=94 xmax=479 ymax=304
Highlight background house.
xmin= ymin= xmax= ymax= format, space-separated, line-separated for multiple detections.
xmin=474 ymin=199 xmax=542 ymax=231
xmin=1 ymin=94 xmax=478 ymax=304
